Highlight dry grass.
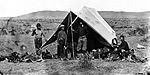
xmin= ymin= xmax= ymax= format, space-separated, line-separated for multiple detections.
xmin=0 ymin=59 xmax=145 ymax=75
xmin=0 ymin=17 xmax=148 ymax=75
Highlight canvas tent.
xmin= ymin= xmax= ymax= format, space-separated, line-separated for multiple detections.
xmin=41 ymin=6 xmax=117 ymax=52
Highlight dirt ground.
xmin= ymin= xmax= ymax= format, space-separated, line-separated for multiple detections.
xmin=0 ymin=34 xmax=147 ymax=75
xmin=0 ymin=59 xmax=145 ymax=75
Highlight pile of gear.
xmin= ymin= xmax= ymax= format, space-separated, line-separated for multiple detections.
xmin=0 ymin=50 xmax=55 ymax=63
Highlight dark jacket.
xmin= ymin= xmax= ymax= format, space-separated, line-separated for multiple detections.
xmin=119 ymin=40 xmax=130 ymax=51
xmin=57 ymin=30 xmax=67 ymax=45
xmin=75 ymin=25 xmax=88 ymax=36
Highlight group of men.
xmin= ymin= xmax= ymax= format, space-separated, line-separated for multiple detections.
xmin=56 ymin=22 xmax=133 ymax=61
xmin=109 ymin=35 xmax=130 ymax=60
xmin=31 ymin=22 xmax=88 ymax=60
xmin=31 ymin=22 xmax=136 ymax=61
xmin=57 ymin=22 xmax=88 ymax=60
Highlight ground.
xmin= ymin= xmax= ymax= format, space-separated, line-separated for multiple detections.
xmin=0 ymin=59 xmax=145 ymax=75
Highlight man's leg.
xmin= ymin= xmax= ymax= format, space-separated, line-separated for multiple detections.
xmin=57 ymin=45 xmax=60 ymax=59
xmin=59 ymin=40 xmax=65 ymax=59
xmin=39 ymin=38 xmax=42 ymax=48
xmin=77 ymin=37 xmax=82 ymax=51
xmin=35 ymin=38 xmax=42 ymax=56
xmin=74 ymin=43 xmax=77 ymax=58
xmin=35 ymin=38 xmax=42 ymax=49
xmin=59 ymin=44 xmax=63 ymax=59
xmin=62 ymin=40 xmax=66 ymax=59
xmin=35 ymin=38 xmax=38 ymax=55
xmin=82 ymin=37 xmax=87 ymax=54
xmin=65 ymin=48 xmax=69 ymax=59
xmin=69 ymin=48 xmax=75 ymax=59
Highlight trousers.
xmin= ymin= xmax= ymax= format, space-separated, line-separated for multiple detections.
xmin=57 ymin=39 xmax=65 ymax=58
xmin=77 ymin=36 xmax=87 ymax=51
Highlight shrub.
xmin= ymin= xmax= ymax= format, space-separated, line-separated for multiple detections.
xmin=78 ymin=53 xmax=95 ymax=69
xmin=136 ymin=27 xmax=148 ymax=36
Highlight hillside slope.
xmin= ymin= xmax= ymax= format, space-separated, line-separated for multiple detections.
xmin=6 ymin=11 xmax=149 ymax=20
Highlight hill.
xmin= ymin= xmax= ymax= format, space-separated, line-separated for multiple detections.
xmin=98 ymin=11 xmax=150 ymax=18
xmin=2 ymin=10 xmax=148 ymax=20
xmin=14 ymin=10 xmax=68 ymax=19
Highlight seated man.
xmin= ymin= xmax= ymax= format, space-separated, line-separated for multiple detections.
xmin=118 ymin=35 xmax=130 ymax=60
xmin=109 ymin=38 xmax=122 ymax=61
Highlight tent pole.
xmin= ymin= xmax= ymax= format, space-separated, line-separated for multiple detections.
xmin=70 ymin=11 xmax=75 ymax=59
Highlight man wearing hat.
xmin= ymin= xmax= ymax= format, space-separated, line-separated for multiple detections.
xmin=31 ymin=23 xmax=47 ymax=56
xmin=57 ymin=24 xmax=67 ymax=60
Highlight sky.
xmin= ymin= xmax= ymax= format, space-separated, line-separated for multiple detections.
xmin=0 ymin=0 xmax=150 ymax=17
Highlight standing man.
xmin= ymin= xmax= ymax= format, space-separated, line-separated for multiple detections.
xmin=57 ymin=25 xmax=67 ymax=60
xmin=31 ymin=23 xmax=47 ymax=56
xmin=74 ymin=22 xmax=88 ymax=54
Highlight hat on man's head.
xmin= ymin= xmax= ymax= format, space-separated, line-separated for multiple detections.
xmin=36 ymin=23 xmax=42 ymax=28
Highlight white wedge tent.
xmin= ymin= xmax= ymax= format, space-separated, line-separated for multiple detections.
xmin=41 ymin=6 xmax=117 ymax=52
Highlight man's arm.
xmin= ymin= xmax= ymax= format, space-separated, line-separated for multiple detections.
xmin=31 ymin=29 xmax=36 ymax=36
xmin=64 ymin=32 xmax=67 ymax=46
xmin=42 ymin=31 xmax=47 ymax=42
xmin=64 ymin=32 xmax=67 ymax=49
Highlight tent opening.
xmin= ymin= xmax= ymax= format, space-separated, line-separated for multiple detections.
xmin=67 ymin=17 xmax=111 ymax=53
